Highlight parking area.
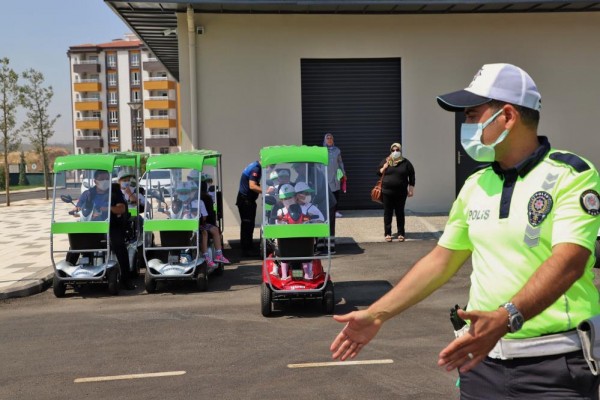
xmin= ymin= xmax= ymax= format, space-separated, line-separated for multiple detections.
xmin=0 ymin=241 xmax=469 ymax=400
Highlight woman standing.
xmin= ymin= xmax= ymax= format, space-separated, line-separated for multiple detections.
xmin=322 ymin=132 xmax=346 ymax=254
xmin=377 ymin=143 xmax=415 ymax=242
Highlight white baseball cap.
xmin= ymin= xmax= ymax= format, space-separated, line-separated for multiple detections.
xmin=437 ymin=63 xmax=541 ymax=112
xmin=278 ymin=183 xmax=295 ymax=199
xmin=294 ymin=181 xmax=314 ymax=194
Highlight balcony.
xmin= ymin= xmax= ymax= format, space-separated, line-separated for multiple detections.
xmin=75 ymin=117 xmax=103 ymax=130
xmin=143 ymin=58 xmax=165 ymax=72
xmin=143 ymin=79 xmax=176 ymax=91
xmin=74 ymin=99 xmax=102 ymax=111
xmin=145 ymin=135 xmax=178 ymax=147
xmin=75 ymin=135 xmax=103 ymax=148
xmin=74 ymin=80 xmax=101 ymax=92
xmin=145 ymin=116 xmax=176 ymax=129
xmin=144 ymin=96 xmax=176 ymax=110
xmin=73 ymin=61 xmax=100 ymax=74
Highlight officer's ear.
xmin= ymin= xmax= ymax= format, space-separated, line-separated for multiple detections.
xmin=502 ymin=104 xmax=518 ymax=130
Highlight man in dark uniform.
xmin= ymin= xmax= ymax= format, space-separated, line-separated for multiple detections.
xmin=68 ymin=169 xmax=134 ymax=290
xmin=236 ymin=160 xmax=262 ymax=257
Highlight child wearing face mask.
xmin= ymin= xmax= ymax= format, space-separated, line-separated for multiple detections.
xmin=294 ymin=181 xmax=325 ymax=222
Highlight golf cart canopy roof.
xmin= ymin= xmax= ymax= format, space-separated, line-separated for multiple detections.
xmin=146 ymin=150 xmax=221 ymax=171
xmin=260 ymin=145 xmax=328 ymax=166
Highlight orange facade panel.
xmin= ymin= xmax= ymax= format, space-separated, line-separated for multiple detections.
xmin=145 ymin=118 xmax=176 ymax=129
xmin=144 ymin=99 xmax=176 ymax=110
xmin=143 ymin=80 xmax=176 ymax=91
xmin=76 ymin=120 xmax=103 ymax=130
xmin=74 ymin=82 xmax=102 ymax=92
xmin=75 ymin=101 xmax=102 ymax=111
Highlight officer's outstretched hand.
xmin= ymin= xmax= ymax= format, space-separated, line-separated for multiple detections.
xmin=438 ymin=308 xmax=508 ymax=373
xmin=330 ymin=310 xmax=383 ymax=361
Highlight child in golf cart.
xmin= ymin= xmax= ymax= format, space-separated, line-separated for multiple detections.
xmin=269 ymin=183 xmax=319 ymax=280
xmin=294 ymin=181 xmax=324 ymax=222
xmin=188 ymin=193 xmax=230 ymax=268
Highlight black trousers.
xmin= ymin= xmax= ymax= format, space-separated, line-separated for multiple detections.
xmin=382 ymin=190 xmax=407 ymax=237
xmin=460 ymin=352 xmax=599 ymax=399
xmin=236 ymin=193 xmax=257 ymax=252
xmin=329 ymin=190 xmax=340 ymax=237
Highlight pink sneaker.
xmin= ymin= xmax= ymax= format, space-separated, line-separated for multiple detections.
xmin=205 ymin=257 xmax=216 ymax=268
xmin=214 ymin=254 xmax=230 ymax=264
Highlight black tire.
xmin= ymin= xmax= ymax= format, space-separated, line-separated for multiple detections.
xmin=52 ymin=275 xmax=66 ymax=298
xmin=261 ymin=283 xmax=272 ymax=317
xmin=144 ymin=270 xmax=157 ymax=293
xmin=322 ymin=282 xmax=335 ymax=314
xmin=107 ymin=267 xmax=120 ymax=296
xmin=131 ymin=252 xmax=140 ymax=278
xmin=196 ymin=264 xmax=208 ymax=292
xmin=593 ymin=238 xmax=600 ymax=269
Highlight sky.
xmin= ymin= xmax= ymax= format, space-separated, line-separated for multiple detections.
xmin=0 ymin=0 xmax=133 ymax=145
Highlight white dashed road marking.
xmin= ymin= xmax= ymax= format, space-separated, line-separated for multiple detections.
xmin=74 ymin=371 xmax=186 ymax=383
xmin=288 ymin=359 xmax=393 ymax=369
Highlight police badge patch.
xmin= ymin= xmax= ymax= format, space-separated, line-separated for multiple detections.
xmin=580 ymin=189 xmax=600 ymax=216
xmin=528 ymin=191 xmax=553 ymax=226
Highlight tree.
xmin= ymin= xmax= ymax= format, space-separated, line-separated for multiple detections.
xmin=0 ymin=57 xmax=22 ymax=206
xmin=21 ymin=69 xmax=60 ymax=200
xmin=18 ymin=150 xmax=28 ymax=186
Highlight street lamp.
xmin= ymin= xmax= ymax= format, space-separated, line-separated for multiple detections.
xmin=128 ymin=101 xmax=144 ymax=152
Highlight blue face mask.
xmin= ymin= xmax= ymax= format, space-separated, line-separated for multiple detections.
xmin=178 ymin=194 xmax=189 ymax=202
xmin=460 ymin=109 xmax=510 ymax=162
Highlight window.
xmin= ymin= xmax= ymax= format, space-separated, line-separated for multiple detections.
xmin=131 ymin=71 xmax=140 ymax=86
xmin=107 ymin=54 xmax=116 ymax=68
xmin=110 ymin=129 xmax=119 ymax=142
xmin=159 ymin=129 xmax=168 ymax=136
xmin=92 ymin=111 xmax=101 ymax=119
xmin=131 ymin=90 xmax=141 ymax=102
xmin=108 ymin=91 xmax=118 ymax=105
xmin=108 ymin=73 xmax=117 ymax=87
xmin=109 ymin=110 xmax=118 ymax=124
xmin=160 ymin=147 xmax=169 ymax=154
xmin=130 ymin=52 xmax=140 ymax=67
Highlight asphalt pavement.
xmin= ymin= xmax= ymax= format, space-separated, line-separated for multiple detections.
xmin=0 ymin=188 xmax=448 ymax=299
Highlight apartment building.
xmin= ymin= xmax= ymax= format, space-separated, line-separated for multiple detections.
xmin=67 ymin=33 xmax=180 ymax=155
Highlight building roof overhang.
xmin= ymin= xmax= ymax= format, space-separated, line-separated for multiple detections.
xmin=105 ymin=0 xmax=600 ymax=80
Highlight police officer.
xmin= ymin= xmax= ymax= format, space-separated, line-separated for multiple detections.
xmin=236 ymin=160 xmax=262 ymax=257
xmin=329 ymin=64 xmax=600 ymax=398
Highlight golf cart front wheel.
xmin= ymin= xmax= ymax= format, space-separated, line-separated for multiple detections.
xmin=322 ymin=282 xmax=335 ymax=314
xmin=261 ymin=283 xmax=272 ymax=317
xmin=196 ymin=264 xmax=208 ymax=292
xmin=107 ymin=268 xmax=120 ymax=296
xmin=52 ymin=276 xmax=66 ymax=298
xmin=144 ymin=271 xmax=157 ymax=293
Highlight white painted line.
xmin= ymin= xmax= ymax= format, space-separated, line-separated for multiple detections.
xmin=287 ymin=359 xmax=393 ymax=369
xmin=74 ymin=371 xmax=186 ymax=383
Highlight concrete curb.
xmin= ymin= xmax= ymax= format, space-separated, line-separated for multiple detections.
xmin=0 ymin=270 xmax=54 ymax=300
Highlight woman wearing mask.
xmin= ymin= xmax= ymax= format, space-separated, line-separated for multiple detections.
xmin=322 ymin=133 xmax=346 ymax=254
xmin=377 ymin=143 xmax=415 ymax=242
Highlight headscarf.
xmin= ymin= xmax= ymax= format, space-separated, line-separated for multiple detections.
xmin=323 ymin=133 xmax=337 ymax=149
xmin=388 ymin=142 xmax=404 ymax=166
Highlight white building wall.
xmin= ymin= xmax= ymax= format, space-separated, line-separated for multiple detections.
xmin=177 ymin=12 xmax=600 ymax=228
xmin=117 ymin=50 xmax=133 ymax=151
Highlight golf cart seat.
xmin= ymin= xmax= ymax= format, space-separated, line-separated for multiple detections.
xmin=278 ymin=237 xmax=314 ymax=258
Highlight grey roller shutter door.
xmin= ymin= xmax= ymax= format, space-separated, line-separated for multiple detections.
xmin=301 ymin=58 xmax=402 ymax=209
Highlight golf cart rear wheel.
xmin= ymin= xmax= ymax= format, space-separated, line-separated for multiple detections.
xmin=107 ymin=268 xmax=120 ymax=296
xmin=261 ymin=283 xmax=272 ymax=317
xmin=322 ymin=282 xmax=335 ymax=314
xmin=196 ymin=264 xmax=208 ymax=292
xmin=52 ymin=276 xmax=66 ymax=298
xmin=144 ymin=271 xmax=157 ymax=293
